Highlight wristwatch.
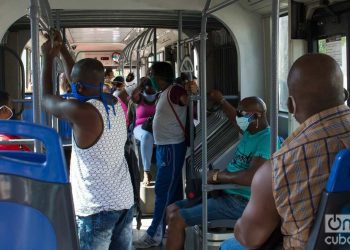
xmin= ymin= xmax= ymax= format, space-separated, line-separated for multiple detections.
xmin=212 ymin=170 xmax=220 ymax=183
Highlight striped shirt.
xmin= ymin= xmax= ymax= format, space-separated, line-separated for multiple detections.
xmin=272 ymin=104 xmax=350 ymax=249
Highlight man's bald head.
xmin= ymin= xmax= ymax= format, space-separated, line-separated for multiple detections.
xmin=239 ymin=96 xmax=267 ymax=115
xmin=287 ymin=54 xmax=344 ymax=123
xmin=71 ymin=58 xmax=105 ymax=84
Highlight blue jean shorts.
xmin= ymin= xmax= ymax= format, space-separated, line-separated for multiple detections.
xmin=76 ymin=207 xmax=133 ymax=250
xmin=176 ymin=194 xmax=248 ymax=227
xmin=220 ymin=238 xmax=247 ymax=250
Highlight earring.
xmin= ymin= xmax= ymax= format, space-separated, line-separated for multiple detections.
xmin=256 ymin=118 xmax=259 ymax=128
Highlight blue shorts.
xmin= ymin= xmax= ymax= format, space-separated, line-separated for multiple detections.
xmin=176 ymin=194 xmax=248 ymax=227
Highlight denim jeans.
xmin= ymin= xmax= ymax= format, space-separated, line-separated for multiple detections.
xmin=133 ymin=125 xmax=154 ymax=172
xmin=219 ymin=238 xmax=247 ymax=250
xmin=76 ymin=208 xmax=133 ymax=250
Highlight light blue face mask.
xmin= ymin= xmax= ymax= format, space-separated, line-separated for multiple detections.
xmin=142 ymin=92 xmax=158 ymax=103
xmin=236 ymin=115 xmax=253 ymax=131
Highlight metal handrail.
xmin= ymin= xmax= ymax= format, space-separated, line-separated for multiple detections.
xmin=29 ymin=0 xmax=42 ymax=152
xmin=199 ymin=0 xmax=279 ymax=248
xmin=270 ymin=0 xmax=280 ymax=154
xmin=200 ymin=1 xmax=211 ymax=249
xmin=0 ymin=139 xmax=35 ymax=145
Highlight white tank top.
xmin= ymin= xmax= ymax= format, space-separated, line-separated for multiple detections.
xmin=70 ymin=99 xmax=134 ymax=216
xmin=153 ymin=86 xmax=187 ymax=145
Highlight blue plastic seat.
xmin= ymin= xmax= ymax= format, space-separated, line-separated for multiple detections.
xmin=306 ymin=148 xmax=350 ymax=250
xmin=0 ymin=120 xmax=79 ymax=250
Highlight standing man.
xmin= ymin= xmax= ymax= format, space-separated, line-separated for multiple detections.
xmin=134 ymin=62 xmax=195 ymax=248
xmin=41 ymin=31 xmax=134 ymax=250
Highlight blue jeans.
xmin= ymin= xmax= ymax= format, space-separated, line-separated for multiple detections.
xmin=134 ymin=125 xmax=154 ymax=172
xmin=76 ymin=208 xmax=133 ymax=250
xmin=146 ymin=142 xmax=186 ymax=239
xmin=176 ymin=194 xmax=248 ymax=226
xmin=220 ymin=238 xmax=247 ymax=250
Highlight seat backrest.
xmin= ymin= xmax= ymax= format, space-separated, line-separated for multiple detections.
xmin=306 ymin=148 xmax=350 ymax=250
xmin=0 ymin=120 xmax=79 ymax=250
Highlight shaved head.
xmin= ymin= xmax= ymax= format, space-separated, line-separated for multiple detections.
xmin=239 ymin=96 xmax=267 ymax=114
xmin=71 ymin=58 xmax=105 ymax=84
xmin=288 ymin=54 xmax=344 ymax=122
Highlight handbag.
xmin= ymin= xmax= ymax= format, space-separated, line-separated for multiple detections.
xmin=141 ymin=116 xmax=153 ymax=133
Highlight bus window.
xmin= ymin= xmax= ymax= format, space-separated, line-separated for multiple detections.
xmin=278 ymin=15 xmax=289 ymax=112
xmin=318 ymin=36 xmax=347 ymax=90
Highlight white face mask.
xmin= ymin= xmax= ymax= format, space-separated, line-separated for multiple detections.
xmin=236 ymin=116 xmax=251 ymax=131
xmin=143 ymin=92 xmax=158 ymax=103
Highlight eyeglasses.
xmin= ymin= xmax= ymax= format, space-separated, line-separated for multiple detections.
xmin=0 ymin=105 xmax=13 ymax=119
xmin=236 ymin=109 xmax=254 ymax=118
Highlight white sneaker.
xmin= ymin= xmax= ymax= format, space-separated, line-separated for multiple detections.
xmin=133 ymin=233 xmax=162 ymax=249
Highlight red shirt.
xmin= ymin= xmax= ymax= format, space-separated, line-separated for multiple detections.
xmin=0 ymin=135 xmax=30 ymax=151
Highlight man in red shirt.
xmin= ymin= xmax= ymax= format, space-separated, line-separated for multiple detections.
xmin=0 ymin=91 xmax=30 ymax=151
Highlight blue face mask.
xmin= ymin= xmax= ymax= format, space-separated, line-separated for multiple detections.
xmin=65 ymin=81 xmax=116 ymax=129
xmin=70 ymin=82 xmax=101 ymax=102
xmin=236 ymin=115 xmax=254 ymax=131
xmin=150 ymin=76 xmax=161 ymax=92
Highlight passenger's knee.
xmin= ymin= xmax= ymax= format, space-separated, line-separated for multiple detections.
xmin=168 ymin=210 xmax=186 ymax=228
xmin=166 ymin=203 xmax=178 ymax=223
xmin=142 ymin=132 xmax=153 ymax=142
xmin=167 ymin=203 xmax=179 ymax=214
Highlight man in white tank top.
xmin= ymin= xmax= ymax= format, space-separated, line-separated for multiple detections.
xmin=134 ymin=62 xmax=196 ymax=248
xmin=41 ymin=31 xmax=134 ymax=250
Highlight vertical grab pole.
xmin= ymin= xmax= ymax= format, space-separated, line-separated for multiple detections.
xmin=29 ymin=0 xmax=42 ymax=152
xmin=177 ymin=10 xmax=183 ymax=76
xmin=200 ymin=1 xmax=211 ymax=249
xmin=189 ymin=95 xmax=195 ymax=176
xmin=270 ymin=0 xmax=280 ymax=155
xmin=136 ymin=49 xmax=141 ymax=86
xmin=153 ymin=28 xmax=157 ymax=63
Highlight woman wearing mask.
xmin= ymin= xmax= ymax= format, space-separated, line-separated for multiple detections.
xmin=131 ymin=77 xmax=158 ymax=186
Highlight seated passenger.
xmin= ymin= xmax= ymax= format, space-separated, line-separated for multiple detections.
xmin=0 ymin=91 xmax=30 ymax=151
xmin=131 ymin=77 xmax=158 ymax=186
xmin=228 ymin=54 xmax=350 ymax=250
xmin=165 ymin=93 xmax=276 ymax=250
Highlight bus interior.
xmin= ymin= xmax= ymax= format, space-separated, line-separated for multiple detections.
xmin=0 ymin=0 xmax=350 ymax=249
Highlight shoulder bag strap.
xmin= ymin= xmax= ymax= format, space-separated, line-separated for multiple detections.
xmin=166 ymin=86 xmax=186 ymax=135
